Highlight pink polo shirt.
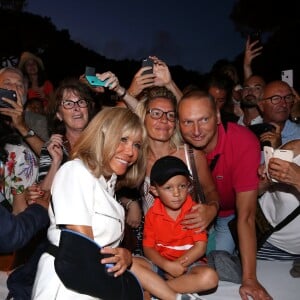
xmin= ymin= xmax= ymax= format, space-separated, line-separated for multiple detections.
xmin=206 ymin=122 xmax=260 ymax=217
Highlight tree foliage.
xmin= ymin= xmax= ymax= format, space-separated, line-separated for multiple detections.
xmin=0 ymin=0 xmax=27 ymax=11
xmin=230 ymin=0 xmax=300 ymax=34
xmin=1 ymin=3 xmax=300 ymax=92
xmin=0 ymin=8 xmax=203 ymax=92
xmin=230 ymin=0 xmax=300 ymax=89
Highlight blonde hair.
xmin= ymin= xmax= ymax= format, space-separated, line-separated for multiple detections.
xmin=71 ymin=107 xmax=147 ymax=189
xmin=135 ymin=86 xmax=183 ymax=150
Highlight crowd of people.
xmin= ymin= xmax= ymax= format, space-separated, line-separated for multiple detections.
xmin=0 ymin=35 xmax=299 ymax=300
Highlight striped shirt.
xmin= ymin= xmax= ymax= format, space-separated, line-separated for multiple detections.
xmin=38 ymin=142 xmax=69 ymax=182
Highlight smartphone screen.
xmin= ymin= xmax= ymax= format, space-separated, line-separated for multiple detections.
xmin=141 ymin=58 xmax=153 ymax=75
xmin=281 ymin=69 xmax=293 ymax=87
xmin=0 ymin=88 xmax=17 ymax=108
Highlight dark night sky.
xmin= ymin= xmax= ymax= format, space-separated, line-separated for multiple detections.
xmin=25 ymin=0 xmax=245 ymax=73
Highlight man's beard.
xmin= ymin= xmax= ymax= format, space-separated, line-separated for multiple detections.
xmin=241 ymin=97 xmax=258 ymax=109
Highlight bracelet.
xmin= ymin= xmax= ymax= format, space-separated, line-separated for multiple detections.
xmin=125 ymin=200 xmax=134 ymax=210
xmin=118 ymin=88 xmax=127 ymax=99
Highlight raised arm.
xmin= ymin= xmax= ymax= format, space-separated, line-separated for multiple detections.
xmin=151 ymin=56 xmax=183 ymax=102
xmin=243 ymin=36 xmax=263 ymax=80
xmin=0 ymin=91 xmax=45 ymax=155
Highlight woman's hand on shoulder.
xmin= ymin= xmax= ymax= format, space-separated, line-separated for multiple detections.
xmin=181 ymin=203 xmax=216 ymax=232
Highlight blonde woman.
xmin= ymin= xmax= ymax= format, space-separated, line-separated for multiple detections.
xmin=32 ymin=107 xmax=200 ymax=300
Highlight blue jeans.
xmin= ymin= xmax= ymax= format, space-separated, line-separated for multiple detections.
xmin=207 ymin=214 xmax=236 ymax=255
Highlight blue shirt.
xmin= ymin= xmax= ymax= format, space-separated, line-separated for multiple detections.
xmin=0 ymin=204 xmax=49 ymax=253
xmin=282 ymin=120 xmax=300 ymax=144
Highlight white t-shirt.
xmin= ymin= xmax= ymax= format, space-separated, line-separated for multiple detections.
xmin=259 ymin=155 xmax=300 ymax=254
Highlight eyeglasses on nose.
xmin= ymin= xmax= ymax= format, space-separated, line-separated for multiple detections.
xmin=61 ymin=99 xmax=88 ymax=109
xmin=146 ymin=108 xmax=176 ymax=122
xmin=262 ymin=94 xmax=295 ymax=105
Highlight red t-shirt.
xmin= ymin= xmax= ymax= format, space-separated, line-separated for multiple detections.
xmin=206 ymin=122 xmax=260 ymax=217
xmin=143 ymin=194 xmax=207 ymax=261
xmin=27 ymin=80 xmax=54 ymax=108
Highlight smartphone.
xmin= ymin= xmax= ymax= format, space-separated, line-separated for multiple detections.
xmin=0 ymin=88 xmax=17 ymax=108
xmin=141 ymin=58 xmax=153 ymax=75
xmin=263 ymin=146 xmax=273 ymax=180
xmin=248 ymin=123 xmax=275 ymax=137
xmin=273 ymin=149 xmax=294 ymax=161
xmin=264 ymin=146 xmax=294 ymax=182
xmin=273 ymin=149 xmax=294 ymax=182
xmin=281 ymin=69 xmax=293 ymax=87
xmin=248 ymin=123 xmax=275 ymax=149
xmin=249 ymin=31 xmax=262 ymax=48
xmin=85 ymin=66 xmax=107 ymax=87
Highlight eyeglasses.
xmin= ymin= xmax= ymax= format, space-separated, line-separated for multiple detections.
xmin=61 ymin=99 xmax=88 ymax=109
xmin=263 ymin=94 xmax=295 ymax=105
xmin=146 ymin=108 xmax=176 ymax=122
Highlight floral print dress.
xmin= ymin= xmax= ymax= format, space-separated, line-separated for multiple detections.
xmin=0 ymin=144 xmax=38 ymax=205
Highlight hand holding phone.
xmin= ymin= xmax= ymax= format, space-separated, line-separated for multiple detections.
xmin=248 ymin=123 xmax=275 ymax=150
xmin=0 ymin=88 xmax=17 ymax=108
xmin=85 ymin=66 xmax=107 ymax=87
xmin=141 ymin=58 xmax=153 ymax=75
xmin=249 ymin=31 xmax=262 ymax=49
xmin=264 ymin=146 xmax=294 ymax=182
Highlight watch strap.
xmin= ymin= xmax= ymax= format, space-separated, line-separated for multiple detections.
xmin=23 ymin=129 xmax=35 ymax=139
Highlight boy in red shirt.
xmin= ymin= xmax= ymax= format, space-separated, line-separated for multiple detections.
xmin=143 ymin=156 xmax=218 ymax=295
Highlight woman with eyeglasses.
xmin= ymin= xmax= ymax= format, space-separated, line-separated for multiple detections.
xmin=28 ymin=73 xmax=124 ymax=197
xmin=37 ymin=78 xmax=95 ymax=190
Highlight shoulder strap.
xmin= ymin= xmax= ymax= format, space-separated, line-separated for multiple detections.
xmin=209 ymin=154 xmax=220 ymax=172
xmin=274 ymin=205 xmax=300 ymax=232
xmin=187 ymin=145 xmax=206 ymax=203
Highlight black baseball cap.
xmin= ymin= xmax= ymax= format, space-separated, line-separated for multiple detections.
xmin=150 ymin=156 xmax=191 ymax=186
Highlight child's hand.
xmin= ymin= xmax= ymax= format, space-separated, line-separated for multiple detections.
xmin=164 ymin=260 xmax=187 ymax=278
xmin=177 ymin=256 xmax=189 ymax=267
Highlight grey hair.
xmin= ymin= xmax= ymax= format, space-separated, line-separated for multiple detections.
xmin=0 ymin=66 xmax=28 ymax=88
xmin=0 ymin=67 xmax=28 ymax=104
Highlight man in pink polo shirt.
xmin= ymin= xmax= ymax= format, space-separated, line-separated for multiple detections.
xmin=178 ymin=90 xmax=272 ymax=300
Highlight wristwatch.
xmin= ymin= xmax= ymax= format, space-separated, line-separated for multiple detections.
xmin=23 ymin=129 xmax=35 ymax=139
